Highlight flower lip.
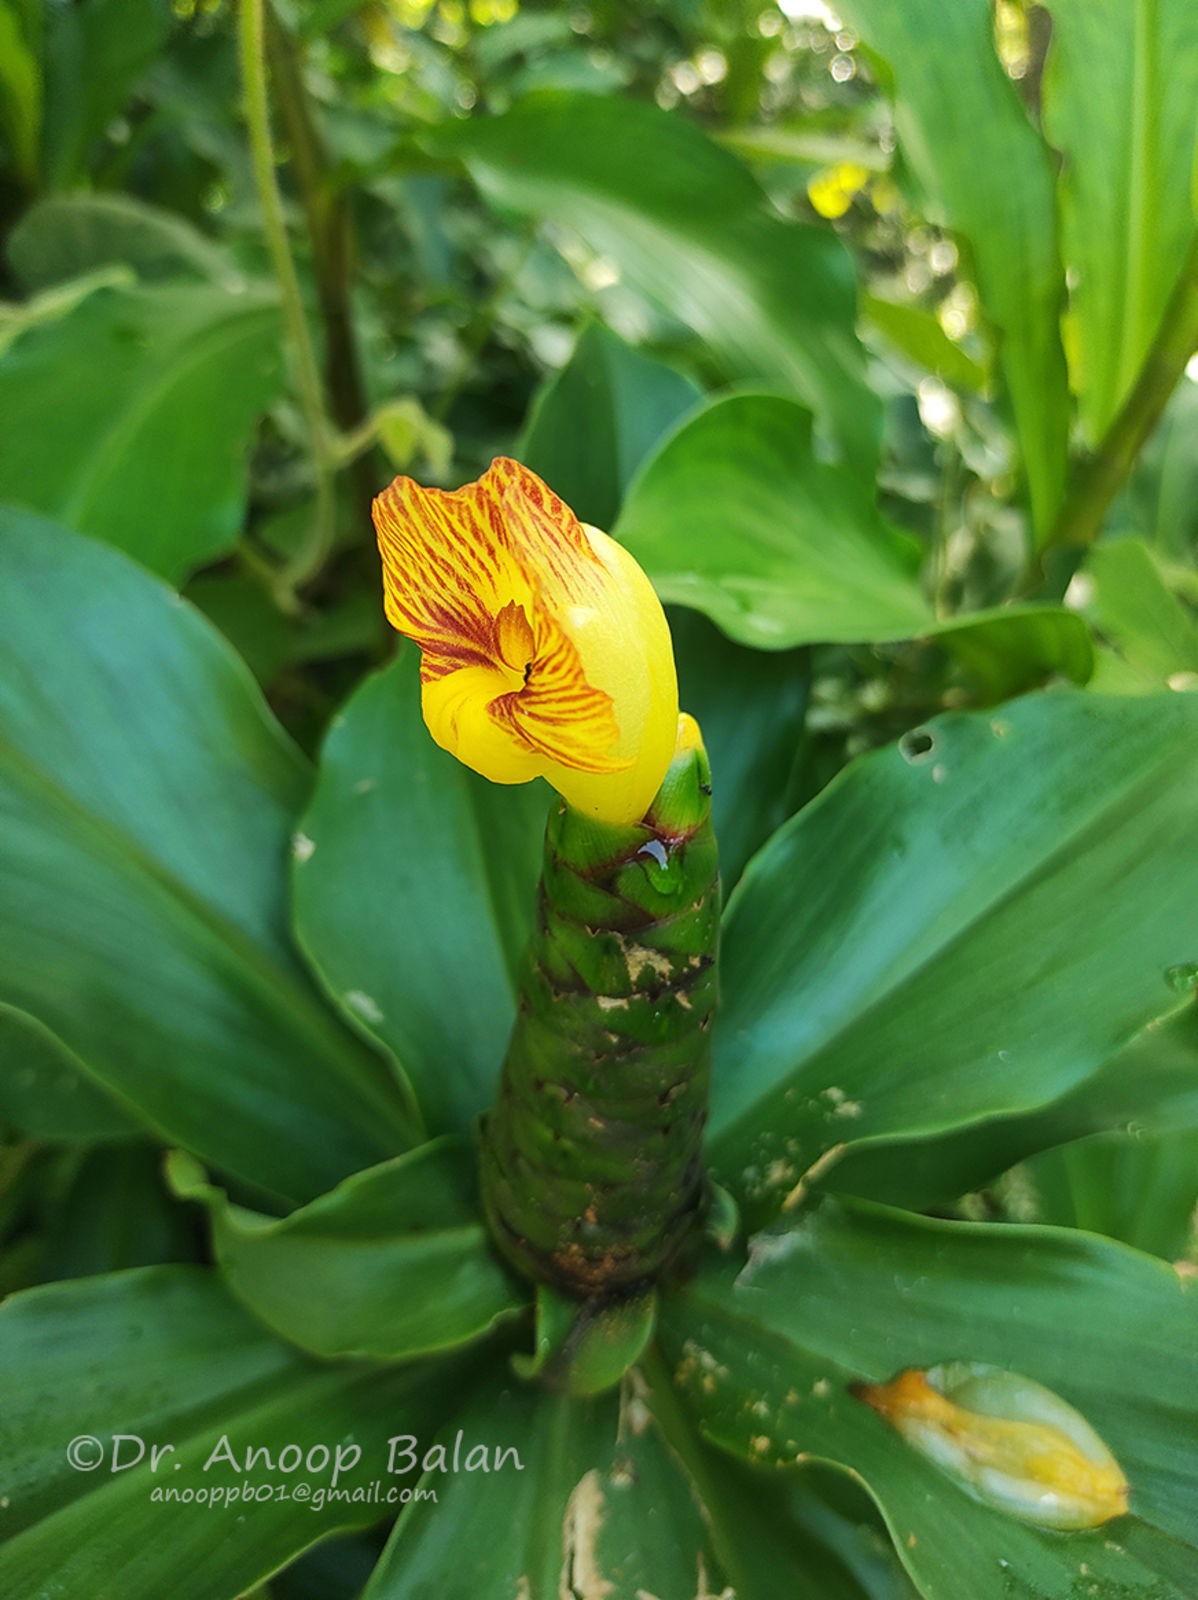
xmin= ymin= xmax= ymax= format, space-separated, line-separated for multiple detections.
xmin=372 ymin=457 xmax=678 ymax=824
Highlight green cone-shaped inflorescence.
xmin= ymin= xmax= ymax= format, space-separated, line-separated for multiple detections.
xmin=480 ymin=719 xmax=720 ymax=1296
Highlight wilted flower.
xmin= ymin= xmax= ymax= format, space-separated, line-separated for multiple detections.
xmin=855 ymin=1363 xmax=1129 ymax=1531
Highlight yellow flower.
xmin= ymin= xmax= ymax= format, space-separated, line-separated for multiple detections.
xmin=807 ymin=161 xmax=871 ymax=220
xmin=855 ymin=1364 xmax=1129 ymax=1531
xmin=373 ymin=458 xmax=679 ymax=826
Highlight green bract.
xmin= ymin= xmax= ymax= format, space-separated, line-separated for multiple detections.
xmin=479 ymin=731 xmax=720 ymax=1293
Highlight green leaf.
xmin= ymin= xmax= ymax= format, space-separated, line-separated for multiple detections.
xmin=670 ymin=604 xmax=810 ymax=890
xmin=363 ymin=1372 xmax=726 ymax=1600
xmin=33 ymin=1144 xmax=199 ymax=1284
xmin=616 ymin=393 xmax=1093 ymax=685
xmin=1078 ymin=537 xmax=1198 ymax=685
xmin=839 ymin=0 xmax=1070 ymax=537
xmin=831 ymin=1002 xmax=1198 ymax=1211
xmin=716 ymin=125 xmax=890 ymax=176
xmin=0 ymin=512 xmax=417 ymax=1206
xmin=613 ymin=393 xmax=931 ymax=648
xmin=1042 ymin=0 xmax=1198 ymax=444
xmin=926 ymin=604 xmax=1094 ymax=700
xmin=518 ymin=320 xmax=701 ymax=531
xmin=0 ymin=1265 xmax=461 ymax=1600
xmin=292 ymin=652 xmax=545 ymax=1137
xmin=0 ymin=281 xmax=283 ymax=581
xmin=709 ymin=690 xmax=1198 ymax=1222
xmin=662 ymin=1201 xmax=1198 ymax=1598
xmin=7 ymin=193 xmax=248 ymax=294
xmin=1019 ymin=1129 xmax=1198 ymax=1261
xmin=861 ymin=294 xmax=989 ymax=393
xmin=40 ymin=0 xmax=171 ymax=189
xmin=641 ymin=1351 xmax=919 ymax=1600
xmin=167 ymin=1139 xmax=527 ymax=1361
xmin=432 ymin=92 xmax=880 ymax=470
xmin=0 ymin=1005 xmax=138 ymax=1143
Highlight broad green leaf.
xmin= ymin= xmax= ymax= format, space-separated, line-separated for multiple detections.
xmin=662 ymin=1201 xmax=1198 ymax=1598
xmin=0 ymin=263 xmax=133 ymax=360
xmin=168 ymin=1139 xmax=527 ymax=1361
xmin=838 ymin=0 xmax=1070 ymax=537
xmin=1042 ymin=0 xmax=1198 ymax=443
xmin=614 ymin=393 xmax=930 ymax=648
xmin=640 ymin=1353 xmax=918 ymax=1600
xmin=0 ymin=1265 xmax=461 ymax=1600
xmin=717 ymin=125 xmax=890 ymax=175
xmin=40 ymin=0 xmax=171 ymax=189
xmin=0 ymin=512 xmax=417 ymax=1206
xmin=926 ymin=604 xmax=1094 ymax=699
xmin=292 ymin=652 xmax=545 ymax=1136
xmin=831 ymin=1003 xmax=1198 ymax=1211
xmin=0 ymin=1005 xmax=138 ymax=1143
xmin=432 ymin=93 xmax=880 ymax=470
xmin=1020 ymin=1128 xmax=1198 ymax=1262
xmin=670 ymin=605 xmax=810 ymax=890
xmin=614 ymin=393 xmax=1092 ymax=683
xmin=1078 ymin=537 xmax=1198 ymax=685
xmin=518 ymin=320 xmax=701 ymax=531
xmin=861 ymin=294 xmax=988 ymax=392
xmin=0 ymin=281 xmax=283 ymax=581
xmin=709 ymin=690 xmax=1198 ymax=1222
xmin=364 ymin=1372 xmax=725 ymax=1600
xmin=7 ymin=193 xmax=247 ymax=293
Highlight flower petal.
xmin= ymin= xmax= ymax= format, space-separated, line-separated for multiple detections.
xmin=491 ymin=612 xmax=628 ymax=776
xmin=373 ymin=470 xmax=530 ymax=683
xmin=373 ymin=458 xmax=679 ymax=824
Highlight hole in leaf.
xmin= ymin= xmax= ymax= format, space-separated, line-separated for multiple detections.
xmin=900 ymin=728 xmax=936 ymax=763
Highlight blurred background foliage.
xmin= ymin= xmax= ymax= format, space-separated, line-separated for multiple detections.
xmin=2 ymin=0 xmax=1190 ymax=762
xmin=0 ymin=0 xmax=1196 ymax=1326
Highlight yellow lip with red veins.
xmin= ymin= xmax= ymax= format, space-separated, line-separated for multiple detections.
xmin=373 ymin=457 xmax=679 ymax=826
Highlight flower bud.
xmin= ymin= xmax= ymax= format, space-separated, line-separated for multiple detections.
xmin=373 ymin=458 xmax=678 ymax=825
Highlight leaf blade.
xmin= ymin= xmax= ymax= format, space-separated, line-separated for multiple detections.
xmin=433 ymin=92 xmax=880 ymax=470
xmin=710 ymin=691 xmax=1198 ymax=1221
xmin=0 ymin=513 xmax=418 ymax=1205
xmin=839 ymin=0 xmax=1070 ymax=537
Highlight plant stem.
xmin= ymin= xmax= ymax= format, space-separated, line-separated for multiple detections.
xmin=1045 ymin=237 xmax=1198 ymax=556
xmin=238 ymin=0 xmax=336 ymax=596
xmin=264 ymin=4 xmax=379 ymax=525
